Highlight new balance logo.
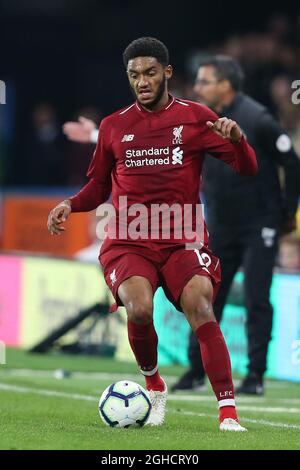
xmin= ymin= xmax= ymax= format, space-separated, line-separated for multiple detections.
xmin=172 ymin=146 xmax=183 ymax=165
xmin=121 ymin=134 xmax=135 ymax=142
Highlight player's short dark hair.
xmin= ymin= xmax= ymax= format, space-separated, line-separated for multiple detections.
xmin=123 ymin=37 xmax=169 ymax=67
xmin=199 ymin=55 xmax=244 ymax=91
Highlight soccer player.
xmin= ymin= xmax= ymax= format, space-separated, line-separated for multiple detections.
xmin=171 ymin=56 xmax=300 ymax=395
xmin=48 ymin=38 xmax=257 ymax=431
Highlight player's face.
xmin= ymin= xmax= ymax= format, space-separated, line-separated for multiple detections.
xmin=194 ymin=66 xmax=224 ymax=110
xmin=127 ymin=57 xmax=172 ymax=110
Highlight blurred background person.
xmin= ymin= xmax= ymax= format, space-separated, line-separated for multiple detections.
xmin=171 ymin=55 xmax=300 ymax=395
xmin=277 ymin=233 xmax=300 ymax=271
xmin=63 ymin=116 xmax=97 ymax=145
xmin=65 ymin=107 xmax=102 ymax=186
xmin=24 ymin=103 xmax=66 ymax=186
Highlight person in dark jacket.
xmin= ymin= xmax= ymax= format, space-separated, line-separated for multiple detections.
xmin=171 ymin=55 xmax=300 ymax=395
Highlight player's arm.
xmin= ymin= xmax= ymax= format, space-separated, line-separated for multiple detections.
xmin=63 ymin=116 xmax=99 ymax=143
xmin=202 ymin=109 xmax=258 ymax=175
xmin=255 ymin=113 xmax=300 ymax=232
xmin=47 ymin=119 xmax=114 ymax=235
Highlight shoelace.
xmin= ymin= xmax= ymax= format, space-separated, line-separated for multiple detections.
xmin=149 ymin=391 xmax=166 ymax=408
xmin=224 ymin=418 xmax=238 ymax=424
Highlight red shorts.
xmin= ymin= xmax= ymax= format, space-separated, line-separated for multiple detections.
xmin=99 ymin=240 xmax=221 ymax=312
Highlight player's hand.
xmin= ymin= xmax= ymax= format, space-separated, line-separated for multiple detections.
xmin=207 ymin=117 xmax=242 ymax=143
xmin=47 ymin=200 xmax=71 ymax=235
xmin=63 ymin=116 xmax=97 ymax=143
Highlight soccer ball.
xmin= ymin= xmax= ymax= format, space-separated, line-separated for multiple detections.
xmin=98 ymin=380 xmax=152 ymax=428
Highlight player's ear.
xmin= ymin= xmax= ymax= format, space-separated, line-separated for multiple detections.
xmin=165 ymin=65 xmax=173 ymax=80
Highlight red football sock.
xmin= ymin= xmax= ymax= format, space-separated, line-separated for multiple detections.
xmin=195 ymin=321 xmax=236 ymax=420
xmin=219 ymin=406 xmax=238 ymax=423
xmin=127 ymin=320 xmax=165 ymax=392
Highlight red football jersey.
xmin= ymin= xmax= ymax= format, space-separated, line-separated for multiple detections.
xmin=71 ymin=96 xmax=257 ymax=246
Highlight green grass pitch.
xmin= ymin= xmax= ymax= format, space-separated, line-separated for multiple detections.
xmin=0 ymin=348 xmax=299 ymax=450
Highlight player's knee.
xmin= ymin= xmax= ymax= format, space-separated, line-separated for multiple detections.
xmin=181 ymin=282 xmax=214 ymax=326
xmin=126 ymin=302 xmax=153 ymax=324
xmin=191 ymin=294 xmax=214 ymax=323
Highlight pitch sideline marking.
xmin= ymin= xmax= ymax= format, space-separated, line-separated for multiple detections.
xmin=1 ymin=369 xmax=300 ymax=406
xmin=1 ymin=382 xmax=300 ymax=430
xmin=1 ymin=368 xmax=299 ymax=400
xmin=171 ymin=410 xmax=300 ymax=430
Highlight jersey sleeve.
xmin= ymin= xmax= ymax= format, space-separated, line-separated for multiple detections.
xmin=199 ymin=107 xmax=258 ymax=176
xmin=70 ymin=118 xmax=115 ymax=212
